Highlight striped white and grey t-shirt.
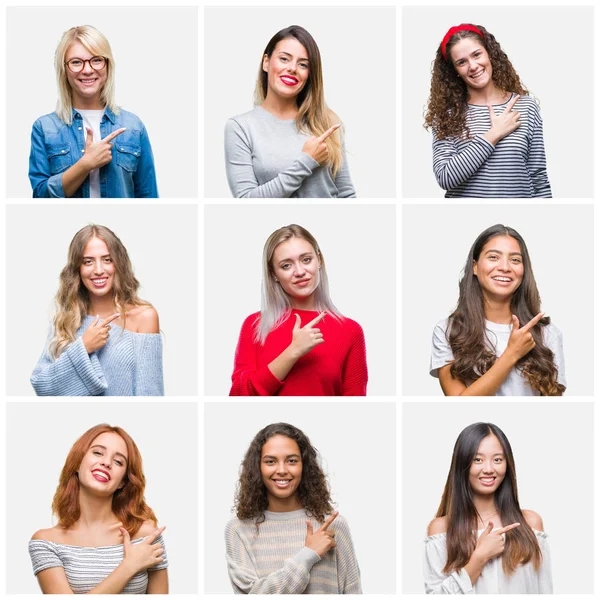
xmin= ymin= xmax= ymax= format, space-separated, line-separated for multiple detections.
xmin=432 ymin=94 xmax=551 ymax=198
xmin=28 ymin=534 xmax=168 ymax=594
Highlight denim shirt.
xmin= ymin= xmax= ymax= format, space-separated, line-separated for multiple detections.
xmin=29 ymin=107 xmax=158 ymax=198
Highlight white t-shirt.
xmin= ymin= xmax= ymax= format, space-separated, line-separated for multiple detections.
xmin=430 ymin=318 xmax=566 ymax=396
xmin=76 ymin=109 xmax=103 ymax=198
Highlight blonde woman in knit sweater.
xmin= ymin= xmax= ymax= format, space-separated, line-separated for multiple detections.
xmin=225 ymin=423 xmax=362 ymax=594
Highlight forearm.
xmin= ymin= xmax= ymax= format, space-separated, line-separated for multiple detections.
xmin=86 ymin=562 xmax=137 ymax=594
xmin=457 ymin=352 xmax=517 ymax=396
xmin=268 ymin=345 xmax=300 ymax=381
xmin=62 ymin=158 xmax=92 ymax=198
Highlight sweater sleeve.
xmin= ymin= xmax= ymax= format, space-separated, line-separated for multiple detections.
xmin=224 ymin=118 xmax=319 ymax=198
xmin=30 ymin=336 xmax=108 ymax=396
xmin=133 ymin=334 xmax=164 ymax=396
xmin=432 ymin=132 xmax=495 ymax=191
xmin=29 ymin=120 xmax=66 ymax=198
xmin=342 ymin=321 xmax=368 ymax=396
xmin=229 ymin=315 xmax=284 ymax=396
xmin=333 ymin=517 xmax=362 ymax=594
xmin=334 ymin=145 xmax=356 ymax=198
xmin=423 ymin=536 xmax=473 ymax=594
xmin=225 ymin=521 xmax=321 ymax=594
xmin=526 ymin=104 xmax=552 ymax=198
xmin=29 ymin=540 xmax=63 ymax=576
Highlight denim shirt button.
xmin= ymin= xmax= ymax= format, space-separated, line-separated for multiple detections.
xmin=78 ymin=126 xmax=82 ymax=131
xmin=81 ymin=149 xmax=85 ymax=153
xmin=61 ymin=150 xmax=66 ymax=154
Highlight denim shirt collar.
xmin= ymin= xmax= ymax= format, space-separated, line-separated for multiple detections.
xmin=71 ymin=106 xmax=117 ymax=124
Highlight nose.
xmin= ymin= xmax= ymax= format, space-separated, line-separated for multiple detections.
xmin=498 ymin=256 xmax=511 ymax=271
xmin=293 ymin=261 xmax=306 ymax=277
xmin=99 ymin=458 xmax=111 ymax=469
xmin=93 ymin=260 xmax=105 ymax=275
xmin=482 ymin=460 xmax=495 ymax=473
xmin=276 ymin=461 xmax=288 ymax=475
xmin=81 ymin=59 xmax=94 ymax=75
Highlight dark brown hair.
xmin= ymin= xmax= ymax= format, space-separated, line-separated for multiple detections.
xmin=424 ymin=24 xmax=529 ymax=139
xmin=235 ymin=423 xmax=333 ymax=523
xmin=447 ymin=224 xmax=564 ymax=396
xmin=437 ymin=422 xmax=542 ymax=575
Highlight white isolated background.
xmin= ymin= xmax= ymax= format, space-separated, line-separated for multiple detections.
xmin=204 ymin=401 xmax=396 ymax=594
xmin=402 ymin=203 xmax=594 ymax=396
xmin=6 ymin=401 xmax=198 ymax=594
xmin=402 ymin=402 xmax=594 ymax=594
xmin=402 ymin=6 xmax=593 ymax=199
xmin=6 ymin=204 xmax=198 ymax=396
xmin=6 ymin=6 xmax=198 ymax=198
xmin=204 ymin=203 xmax=396 ymax=396
xmin=203 ymin=6 xmax=396 ymax=198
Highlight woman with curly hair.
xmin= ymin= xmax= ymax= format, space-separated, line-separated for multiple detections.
xmin=29 ymin=25 xmax=158 ymax=198
xmin=31 ymin=224 xmax=163 ymax=396
xmin=229 ymin=224 xmax=367 ymax=396
xmin=224 ymin=25 xmax=355 ymax=198
xmin=29 ymin=424 xmax=168 ymax=593
xmin=225 ymin=423 xmax=362 ymax=594
xmin=424 ymin=24 xmax=551 ymax=198
xmin=430 ymin=224 xmax=565 ymax=396
xmin=424 ymin=422 xmax=552 ymax=593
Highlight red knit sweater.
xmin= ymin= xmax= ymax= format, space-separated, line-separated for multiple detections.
xmin=230 ymin=309 xmax=368 ymax=396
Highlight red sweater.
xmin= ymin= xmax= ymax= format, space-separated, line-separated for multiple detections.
xmin=230 ymin=310 xmax=368 ymax=396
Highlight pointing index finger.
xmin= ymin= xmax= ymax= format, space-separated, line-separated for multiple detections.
xmin=505 ymin=94 xmax=520 ymax=112
xmin=320 ymin=511 xmax=339 ymax=531
xmin=317 ymin=124 xmax=340 ymax=142
xmin=521 ymin=312 xmax=545 ymax=333
xmin=102 ymin=313 xmax=121 ymax=327
xmin=306 ymin=311 xmax=327 ymax=328
xmin=498 ymin=522 xmax=521 ymax=534
xmin=102 ymin=127 xmax=127 ymax=143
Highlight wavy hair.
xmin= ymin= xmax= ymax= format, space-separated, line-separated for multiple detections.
xmin=447 ymin=224 xmax=564 ymax=396
xmin=55 ymin=25 xmax=119 ymax=125
xmin=424 ymin=24 xmax=529 ymax=139
xmin=437 ymin=422 xmax=542 ymax=575
xmin=255 ymin=25 xmax=344 ymax=176
xmin=235 ymin=423 xmax=333 ymax=523
xmin=50 ymin=224 xmax=151 ymax=359
xmin=52 ymin=424 xmax=157 ymax=536
xmin=255 ymin=224 xmax=341 ymax=344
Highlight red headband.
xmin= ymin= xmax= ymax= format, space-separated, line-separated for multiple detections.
xmin=441 ymin=24 xmax=484 ymax=60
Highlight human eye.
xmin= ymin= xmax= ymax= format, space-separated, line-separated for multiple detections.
xmin=511 ymin=257 xmax=522 ymax=264
xmin=494 ymin=457 xmax=504 ymax=463
xmin=280 ymin=56 xmax=288 ymax=62
xmin=91 ymin=57 xmax=104 ymax=66
xmin=288 ymin=458 xmax=299 ymax=464
xmin=473 ymin=457 xmax=482 ymax=463
xmin=302 ymin=256 xmax=312 ymax=263
xmin=93 ymin=450 xmax=102 ymax=456
xmin=70 ymin=59 xmax=83 ymax=67
xmin=103 ymin=257 xmax=113 ymax=263
xmin=299 ymin=62 xmax=309 ymax=69
xmin=83 ymin=258 xmax=93 ymax=266
xmin=264 ymin=458 xmax=275 ymax=464
xmin=114 ymin=459 xmax=124 ymax=467
xmin=280 ymin=263 xmax=291 ymax=270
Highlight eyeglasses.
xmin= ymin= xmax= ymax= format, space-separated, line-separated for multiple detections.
xmin=65 ymin=56 xmax=107 ymax=73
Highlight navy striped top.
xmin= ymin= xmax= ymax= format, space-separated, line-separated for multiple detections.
xmin=29 ymin=534 xmax=168 ymax=594
xmin=432 ymin=94 xmax=551 ymax=198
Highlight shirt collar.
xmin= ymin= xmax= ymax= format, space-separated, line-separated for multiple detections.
xmin=71 ymin=106 xmax=116 ymax=124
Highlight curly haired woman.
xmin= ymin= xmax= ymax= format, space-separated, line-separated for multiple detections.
xmin=424 ymin=24 xmax=551 ymax=198
xmin=224 ymin=423 xmax=362 ymax=594
xmin=29 ymin=424 xmax=168 ymax=593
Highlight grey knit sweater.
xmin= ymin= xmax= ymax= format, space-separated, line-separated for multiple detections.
xmin=225 ymin=509 xmax=362 ymax=594
xmin=30 ymin=315 xmax=164 ymax=396
xmin=224 ymin=107 xmax=356 ymax=198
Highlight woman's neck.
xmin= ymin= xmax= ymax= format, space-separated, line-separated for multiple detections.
xmin=267 ymin=495 xmax=303 ymax=513
xmin=75 ymin=486 xmax=118 ymax=530
xmin=483 ymin=296 xmax=513 ymax=324
xmin=88 ymin=294 xmax=117 ymax=318
xmin=261 ymin=92 xmax=298 ymax=121
xmin=472 ymin=494 xmax=497 ymax=524
xmin=289 ymin=296 xmax=317 ymax=311
xmin=467 ymin=83 xmax=509 ymax=107
xmin=72 ymin=92 xmax=105 ymax=111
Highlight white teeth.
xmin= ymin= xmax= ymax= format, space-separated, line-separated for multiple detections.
xmin=492 ymin=277 xmax=511 ymax=282
xmin=92 ymin=279 xmax=107 ymax=285
xmin=93 ymin=470 xmax=109 ymax=481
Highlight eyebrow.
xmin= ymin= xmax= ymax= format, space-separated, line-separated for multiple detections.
xmin=475 ymin=452 xmax=505 ymax=457
xmin=90 ymin=445 xmax=128 ymax=463
xmin=262 ymin=454 xmax=301 ymax=460
xmin=82 ymin=254 xmax=111 ymax=259
xmin=278 ymin=51 xmax=309 ymax=61
xmin=484 ymin=249 xmax=522 ymax=256
xmin=277 ymin=252 xmax=314 ymax=263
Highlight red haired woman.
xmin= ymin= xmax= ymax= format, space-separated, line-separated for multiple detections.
xmin=29 ymin=424 xmax=168 ymax=594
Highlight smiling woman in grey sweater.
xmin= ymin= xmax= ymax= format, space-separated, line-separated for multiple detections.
xmin=224 ymin=25 xmax=356 ymax=198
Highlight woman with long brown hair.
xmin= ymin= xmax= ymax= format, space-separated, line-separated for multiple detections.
xmin=430 ymin=224 xmax=565 ymax=396
xmin=31 ymin=224 xmax=163 ymax=396
xmin=225 ymin=422 xmax=361 ymax=594
xmin=424 ymin=422 xmax=552 ymax=593
xmin=29 ymin=424 xmax=168 ymax=594
xmin=424 ymin=24 xmax=551 ymax=198
xmin=224 ymin=25 xmax=355 ymax=198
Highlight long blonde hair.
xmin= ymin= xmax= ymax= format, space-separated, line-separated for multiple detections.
xmin=254 ymin=26 xmax=344 ymax=177
xmin=54 ymin=25 xmax=119 ymax=125
xmin=256 ymin=224 xmax=342 ymax=344
xmin=50 ymin=225 xmax=150 ymax=358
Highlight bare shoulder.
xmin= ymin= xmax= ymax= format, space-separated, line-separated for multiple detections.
xmin=522 ymin=509 xmax=544 ymax=531
xmin=427 ymin=516 xmax=448 ymax=536
xmin=136 ymin=519 xmax=159 ymax=539
xmin=126 ymin=305 xmax=159 ymax=334
xmin=31 ymin=526 xmax=65 ymax=542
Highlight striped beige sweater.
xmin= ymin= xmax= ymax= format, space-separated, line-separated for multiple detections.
xmin=225 ymin=509 xmax=362 ymax=594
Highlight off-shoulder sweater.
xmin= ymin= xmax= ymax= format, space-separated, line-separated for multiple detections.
xmin=29 ymin=534 xmax=168 ymax=594
xmin=230 ymin=309 xmax=367 ymax=396
xmin=225 ymin=509 xmax=362 ymax=594
xmin=31 ymin=315 xmax=164 ymax=396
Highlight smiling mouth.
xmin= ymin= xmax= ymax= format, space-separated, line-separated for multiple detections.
xmin=294 ymin=279 xmax=310 ymax=287
xmin=91 ymin=278 xmax=108 ymax=287
xmin=492 ymin=276 xmax=512 ymax=283
xmin=272 ymin=479 xmax=292 ymax=488
xmin=479 ymin=477 xmax=496 ymax=486
xmin=92 ymin=469 xmax=110 ymax=482
xmin=470 ymin=69 xmax=484 ymax=79
xmin=280 ymin=75 xmax=299 ymax=86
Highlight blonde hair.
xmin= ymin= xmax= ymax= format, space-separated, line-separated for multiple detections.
xmin=257 ymin=224 xmax=342 ymax=344
xmin=54 ymin=25 xmax=119 ymax=125
xmin=50 ymin=225 xmax=151 ymax=358
xmin=254 ymin=26 xmax=344 ymax=177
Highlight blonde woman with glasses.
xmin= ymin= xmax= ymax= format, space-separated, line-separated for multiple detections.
xmin=224 ymin=26 xmax=355 ymax=198
xmin=29 ymin=25 xmax=158 ymax=198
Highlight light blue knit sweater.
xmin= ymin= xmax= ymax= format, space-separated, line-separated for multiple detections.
xmin=31 ymin=315 xmax=164 ymax=396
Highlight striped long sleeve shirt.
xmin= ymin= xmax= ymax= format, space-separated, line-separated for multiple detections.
xmin=432 ymin=94 xmax=552 ymax=198
xmin=225 ymin=509 xmax=362 ymax=594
